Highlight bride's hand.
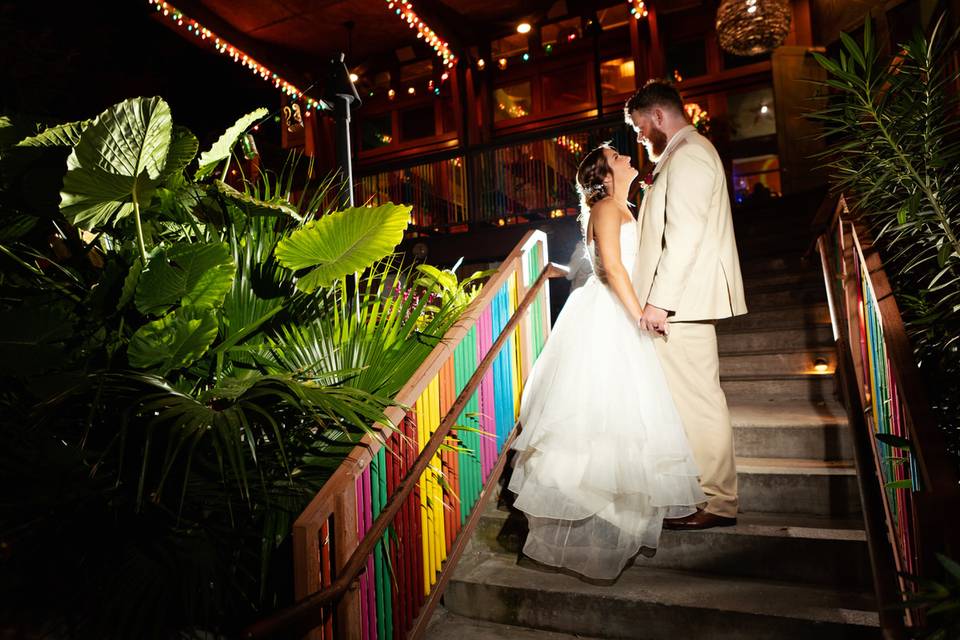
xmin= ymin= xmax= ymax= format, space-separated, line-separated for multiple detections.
xmin=638 ymin=304 xmax=670 ymax=335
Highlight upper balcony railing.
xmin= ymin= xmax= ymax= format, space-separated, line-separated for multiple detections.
xmin=355 ymin=118 xmax=636 ymax=230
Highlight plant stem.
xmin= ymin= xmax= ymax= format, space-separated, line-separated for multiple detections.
xmin=860 ymin=92 xmax=960 ymax=261
xmin=132 ymin=188 xmax=148 ymax=263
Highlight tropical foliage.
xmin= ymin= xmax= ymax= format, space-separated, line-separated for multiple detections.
xmin=810 ymin=15 xmax=960 ymax=464
xmin=0 ymin=97 xmax=484 ymax=638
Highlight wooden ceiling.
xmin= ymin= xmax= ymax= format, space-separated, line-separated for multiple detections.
xmin=170 ymin=0 xmax=572 ymax=71
xmin=157 ymin=0 xmax=864 ymax=89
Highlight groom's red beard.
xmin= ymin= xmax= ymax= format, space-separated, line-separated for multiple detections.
xmin=642 ymin=127 xmax=669 ymax=161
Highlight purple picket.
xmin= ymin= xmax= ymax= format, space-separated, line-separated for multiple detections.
xmin=355 ymin=474 xmax=369 ymax=640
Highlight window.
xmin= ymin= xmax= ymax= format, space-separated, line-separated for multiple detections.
xmin=665 ymin=39 xmax=707 ymax=81
xmin=542 ymin=64 xmax=590 ymax=111
xmin=600 ymin=57 xmax=635 ymax=98
xmin=399 ymin=105 xmax=435 ymax=140
xmin=732 ymin=155 xmax=781 ymax=204
xmin=726 ymin=87 xmax=776 ymax=140
xmin=361 ymin=113 xmax=393 ymax=150
xmin=494 ymin=81 xmax=532 ymax=121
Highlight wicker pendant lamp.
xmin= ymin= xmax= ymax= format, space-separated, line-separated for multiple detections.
xmin=716 ymin=0 xmax=792 ymax=57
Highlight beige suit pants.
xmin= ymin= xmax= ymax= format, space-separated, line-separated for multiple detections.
xmin=653 ymin=321 xmax=738 ymax=517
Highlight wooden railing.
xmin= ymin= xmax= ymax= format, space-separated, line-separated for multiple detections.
xmin=244 ymin=230 xmax=563 ymax=639
xmin=814 ymin=195 xmax=960 ymax=635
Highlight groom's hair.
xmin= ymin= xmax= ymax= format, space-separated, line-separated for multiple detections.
xmin=624 ymin=79 xmax=684 ymax=117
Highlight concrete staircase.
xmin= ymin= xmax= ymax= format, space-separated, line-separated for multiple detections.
xmin=424 ymin=196 xmax=880 ymax=639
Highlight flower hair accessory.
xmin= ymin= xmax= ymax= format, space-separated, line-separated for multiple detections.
xmin=582 ymin=181 xmax=607 ymax=200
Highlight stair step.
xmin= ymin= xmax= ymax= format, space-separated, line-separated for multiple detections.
xmin=718 ymin=305 xmax=831 ymax=331
xmin=740 ymin=253 xmax=813 ymax=275
xmin=746 ymin=285 xmax=827 ymax=309
xmin=424 ymin=607 xmax=602 ymax=640
xmin=735 ymin=219 xmax=817 ymax=238
xmin=737 ymin=457 xmax=860 ymax=516
xmin=730 ymin=400 xmax=852 ymax=460
xmin=718 ymin=324 xmax=834 ymax=352
xmin=720 ymin=349 xmax=835 ymax=377
xmin=721 ymin=373 xmax=835 ymax=401
xmin=444 ymin=554 xmax=879 ymax=640
xmin=473 ymin=510 xmax=870 ymax=589
xmin=741 ymin=267 xmax=824 ymax=290
xmin=737 ymin=233 xmax=810 ymax=255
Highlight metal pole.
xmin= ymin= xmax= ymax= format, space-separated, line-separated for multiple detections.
xmin=324 ymin=52 xmax=361 ymax=209
xmin=333 ymin=95 xmax=355 ymax=208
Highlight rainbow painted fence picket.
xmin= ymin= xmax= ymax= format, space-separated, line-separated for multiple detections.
xmin=261 ymin=230 xmax=558 ymax=640
xmin=816 ymin=195 xmax=960 ymax=631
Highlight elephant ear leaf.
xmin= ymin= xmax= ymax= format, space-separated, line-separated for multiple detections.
xmin=274 ymin=202 xmax=411 ymax=293
xmin=16 ymin=119 xmax=93 ymax=147
xmin=195 ymin=107 xmax=268 ymax=179
xmin=135 ymin=241 xmax=236 ymax=315
xmin=59 ymin=96 xmax=173 ymax=230
xmin=127 ymin=306 xmax=218 ymax=375
xmin=160 ymin=125 xmax=199 ymax=181
xmin=214 ymin=180 xmax=300 ymax=219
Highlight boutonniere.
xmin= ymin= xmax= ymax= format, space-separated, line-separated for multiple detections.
xmin=639 ymin=171 xmax=658 ymax=193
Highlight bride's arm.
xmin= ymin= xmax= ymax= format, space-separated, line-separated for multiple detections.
xmin=591 ymin=200 xmax=645 ymax=325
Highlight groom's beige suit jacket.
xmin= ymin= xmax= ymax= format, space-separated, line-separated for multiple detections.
xmin=632 ymin=125 xmax=747 ymax=320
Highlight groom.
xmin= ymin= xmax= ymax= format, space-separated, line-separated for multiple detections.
xmin=625 ymin=80 xmax=748 ymax=529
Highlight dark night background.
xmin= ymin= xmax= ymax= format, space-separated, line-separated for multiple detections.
xmin=0 ymin=0 xmax=280 ymax=145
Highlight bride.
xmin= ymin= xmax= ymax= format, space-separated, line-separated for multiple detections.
xmin=507 ymin=143 xmax=705 ymax=581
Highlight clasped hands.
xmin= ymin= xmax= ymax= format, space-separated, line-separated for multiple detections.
xmin=637 ymin=304 xmax=670 ymax=336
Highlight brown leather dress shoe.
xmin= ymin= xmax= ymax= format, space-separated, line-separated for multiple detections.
xmin=663 ymin=508 xmax=737 ymax=530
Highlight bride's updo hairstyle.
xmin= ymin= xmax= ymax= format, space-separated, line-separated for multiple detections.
xmin=576 ymin=142 xmax=614 ymax=237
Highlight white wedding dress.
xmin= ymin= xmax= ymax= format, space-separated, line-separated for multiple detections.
xmin=508 ymin=218 xmax=706 ymax=580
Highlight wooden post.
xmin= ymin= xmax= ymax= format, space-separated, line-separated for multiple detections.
xmin=334 ymin=492 xmax=362 ymax=640
xmin=771 ymin=45 xmax=828 ymax=195
xmin=645 ymin=3 xmax=664 ymax=78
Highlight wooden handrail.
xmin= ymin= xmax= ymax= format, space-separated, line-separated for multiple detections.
xmin=816 ymin=193 xmax=960 ymax=634
xmin=289 ymin=230 xmax=546 ymax=534
xmin=243 ymin=260 xmax=567 ymax=640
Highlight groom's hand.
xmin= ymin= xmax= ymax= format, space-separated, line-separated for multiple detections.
xmin=639 ymin=304 xmax=670 ymax=335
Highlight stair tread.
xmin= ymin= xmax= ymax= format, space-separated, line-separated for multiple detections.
xmin=483 ymin=507 xmax=866 ymax=541
xmin=719 ymin=345 xmax=834 ymax=356
xmin=729 ymin=399 xmax=847 ymax=428
xmin=736 ymin=456 xmax=855 ymax=475
xmin=425 ymin=607 xmax=602 ymax=640
xmin=453 ymin=553 xmax=879 ymax=628
xmin=721 ymin=372 xmax=833 ymax=380
xmin=744 ymin=280 xmax=824 ymax=293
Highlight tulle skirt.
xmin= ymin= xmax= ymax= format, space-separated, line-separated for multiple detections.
xmin=508 ymin=275 xmax=706 ymax=580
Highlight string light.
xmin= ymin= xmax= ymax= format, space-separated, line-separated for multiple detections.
xmin=146 ymin=0 xmax=328 ymax=111
xmin=555 ymin=135 xmax=584 ymax=155
xmin=628 ymin=0 xmax=649 ymax=18
xmin=382 ymin=0 xmax=457 ymax=68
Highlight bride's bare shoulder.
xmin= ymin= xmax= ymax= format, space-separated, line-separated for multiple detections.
xmin=590 ymin=197 xmax=622 ymax=221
